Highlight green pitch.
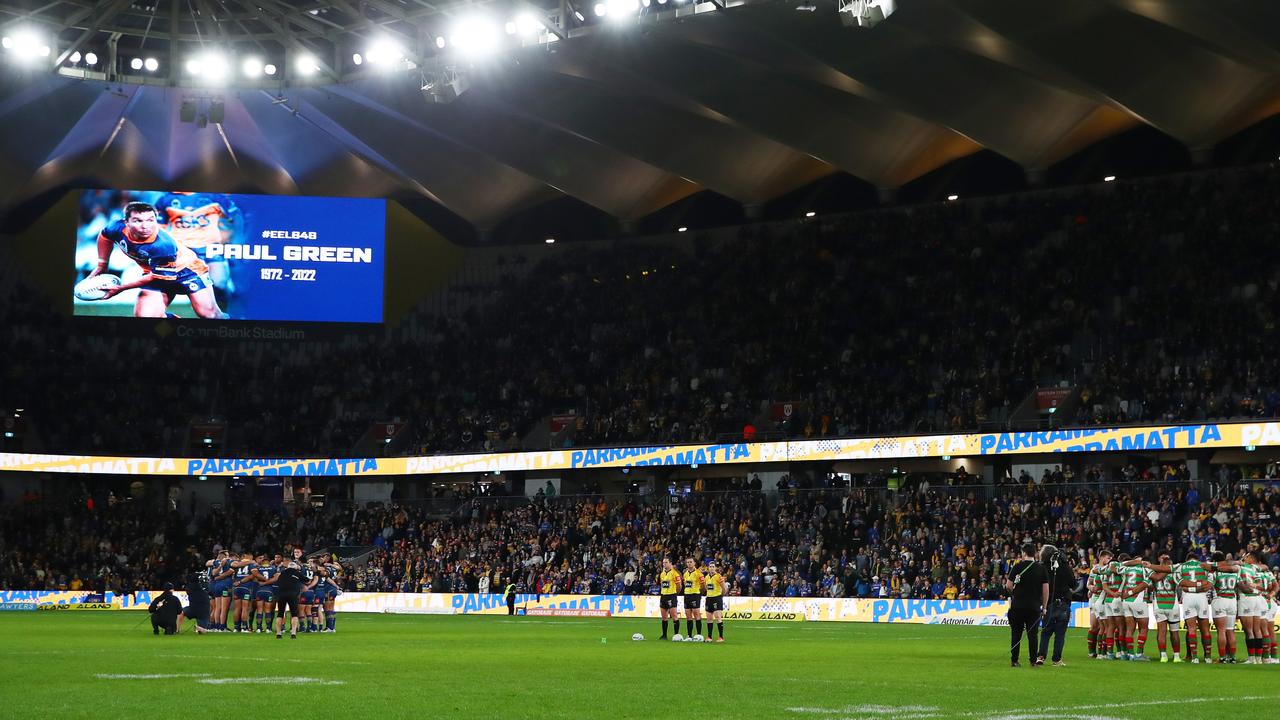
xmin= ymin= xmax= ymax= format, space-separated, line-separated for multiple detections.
xmin=1 ymin=613 xmax=1273 ymax=719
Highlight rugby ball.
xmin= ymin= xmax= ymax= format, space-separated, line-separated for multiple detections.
xmin=74 ymin=274 xmax=121 ymax=301
xmin=692 ymin=634 xmax=704 ymax=643
xmin=632 ymin=633 xmax=645 ymax=642
xmin=671 ymin=633 xmax=684 ymax=642
xmin=683 ymin=636 xmax=695 ymax=643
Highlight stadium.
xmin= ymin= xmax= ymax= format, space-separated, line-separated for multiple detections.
xmin=1 ymin=0 xmax=1279 ymax=718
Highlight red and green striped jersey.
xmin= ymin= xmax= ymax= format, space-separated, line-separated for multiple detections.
xmin=1152 ymin=573 xmax=1178 ymax=609
xmin=1087 ymin=564 xmax=1106 ymax=599
xmin=1237 ymin=564 xmax=1260 ymax=597
xmin=1122 ymin=565 xmax=1150 ymax=601
xmin=1103 ymin=562 xmax=1125 ymax=600
xmin=1213 ymin=568 xmax=1239 ymax=599
xmin=1175 ymin=561 xmax=1209 ymax=589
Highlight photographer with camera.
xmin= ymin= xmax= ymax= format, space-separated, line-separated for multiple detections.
xmin=1036 ymin=544 xmax=1076 ymax=666
xmin=1005 ymin=543 xmax=1048 ymax=667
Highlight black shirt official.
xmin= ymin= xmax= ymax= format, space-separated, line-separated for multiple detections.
xmin=1005 ymin=544 xmax=1048 ymax=667
xmin=273 ymin=564 xmax=305 ymax=637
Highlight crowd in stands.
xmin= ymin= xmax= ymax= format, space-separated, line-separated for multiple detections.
xmin=4 ymin=164 xmax=1280 ymax=458
xmin=4 ymin=477 xmax=1277 ymax=602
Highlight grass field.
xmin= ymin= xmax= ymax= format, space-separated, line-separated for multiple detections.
xmin=1 ymin=613 xmax=1274 ymax=719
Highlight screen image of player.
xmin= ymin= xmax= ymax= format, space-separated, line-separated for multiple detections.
xmin=73 ymin=189 xmax=385 ymax=323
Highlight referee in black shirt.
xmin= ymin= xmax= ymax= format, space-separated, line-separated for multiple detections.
xmin=274 ymin=561 xmax=305 ymax=639
xmin=1005 ymin=543 xmax=1048 ymax=667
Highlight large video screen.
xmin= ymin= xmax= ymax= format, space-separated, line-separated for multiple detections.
xmin=73 ymin=189 xmax=385 ymax=323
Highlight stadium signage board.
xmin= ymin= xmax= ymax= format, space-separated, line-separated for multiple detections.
xmin=1 ymin=420 xmax=1277 ymax=476
xmin=524 ymin=608 xmax=612 ymax=618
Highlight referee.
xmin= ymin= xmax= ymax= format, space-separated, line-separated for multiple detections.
xmin=274 ymin=561 xmax=305 ymax=639
xmin=1005 ymin=543 xmax=1048 ymax=667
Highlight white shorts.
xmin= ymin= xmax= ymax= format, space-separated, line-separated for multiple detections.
xmin=1237 ymin=596 xmax=1265 ymax=618
xmin=1182 ymin=592 xmax=1211 ymax=621
xmin=1123 ymin=600 xmax=1148 ymax=618
xmin=1153 ymin=604 xmax=1181 ymax=624
xmin=1211 ymin=597 xmax=1237 ymax=620
xmin=1265 ymin=603 xmax=1277 ymax=622
xmin=1101 ymin=600 xmax=1124 ymax=618
xmin=1088 ymin=596 xmax=1103 ymax=618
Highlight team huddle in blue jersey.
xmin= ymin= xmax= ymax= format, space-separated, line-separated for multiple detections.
xmin=201 ymin=547 xmax=343 ymax=635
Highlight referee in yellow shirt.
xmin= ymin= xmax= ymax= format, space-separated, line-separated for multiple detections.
xmin=683 ymin=558 xmax=705 ymax=638
xmin=659 ymin=558 xmax=682 ymax=640
xmin=704 ymin=561 xmax=726 ymax=643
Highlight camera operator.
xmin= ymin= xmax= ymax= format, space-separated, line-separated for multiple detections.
xmin=1005 ymin=543 xmax=1048 ymax=667
xmin=1036 ymin=544 xmax=1076 ymax=666
xmin=147 ymin=583 xmax=182 ymax=635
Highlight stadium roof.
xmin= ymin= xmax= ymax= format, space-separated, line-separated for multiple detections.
xmin=0 ymin=0 xmax=1278 ymax=241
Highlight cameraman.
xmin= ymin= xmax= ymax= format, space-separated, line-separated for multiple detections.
xmin=1036 ymin=544 xmax=1076 ymax=666
xmin=1005 ymin=543 xmax=1048 ymax=667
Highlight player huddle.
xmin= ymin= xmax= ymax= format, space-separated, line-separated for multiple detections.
xmin=1087 ymin=548 xmax=1277 ymax=664
xmin=202 ymin=547 xmax=343 ymax=637
xmin=657 ymin=558 xmax=727 ymax=643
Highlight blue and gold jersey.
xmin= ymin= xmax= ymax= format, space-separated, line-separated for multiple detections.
xmin=154 ymin=192 xmax=237 ymax=250
xmin=99 ymin=219 xmax=209 ymax=282
xmin=258 ymin=564 xmax=278 ymax=584
xmin=234 ymin=561 xmax=257 ymax=589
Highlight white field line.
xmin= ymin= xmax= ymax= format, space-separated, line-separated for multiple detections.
xmin=95 ymin=673 xmax=211 ymax=680
xmin=196 ymin=677 xmax=345 ymax=685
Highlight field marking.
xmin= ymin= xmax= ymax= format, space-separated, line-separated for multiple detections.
xmin=95 ymin=673 xmax=212 ymax=680
xmin=157 ymin=653 xmax=371 ymax=666
xmin=196 ymin=677 xmax=346 ymax=685
xmin=788 ymin=695 xmax=1280 ymax=720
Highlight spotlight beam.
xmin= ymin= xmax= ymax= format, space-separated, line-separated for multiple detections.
xmin=514 ymin=0 xmax=565 ymax=40
xmin=325 ymin=0 xmax=421 ymax=65
xmin=243 ymin=8 xmax=340 ymax=81
xmin=51 ymin=0 xmax=131 ymax=68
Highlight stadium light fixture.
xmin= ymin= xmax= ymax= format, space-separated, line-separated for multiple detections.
xmin=352 ymin=52 xmax=363 ymax=65
xmin=594 ymin=3 xmax=607 ymax=16
xmin=85 ymin=52 xmax=97 ymax=65
xmin=677 ymin=226 xmax=687 ymax=232
xmin=242 ymin=57 xmax=263 ymax=77
xmin=574 ymin=10 xmax=586 ymax=20
xmin=365 ymin=38 xmax=403 ymax=65
xmin=144 ymin=57 xmax=158 ymax=72
xmin=513 ymin=13 xmax=543 ymax=37
xmin=946 ymin=194 xmax=959 ymax=201
xmin=605 ymin=0 xmax=640 ymax=20
xmin=264 ymin=63 xmax=277 ymax=76
xmin=0 ymin=37 xmax=10 ymax=50
xmin=805 ymin=211 xmax=816 ymax=218
xmin=69 ymin=51 xmax=81 ymax=63
xmin=130 ymin=57 xmax=143 ymax=70
xmin=544 ymin=237 xmax=556 ymax=244
xmin=188 ymin=53 xmax=229 ymax=83
xmin=8 ymin=31 xmax=45 ymax=63
xmin=449 ymin=16 xmax=501 ymax=59
xmin=1103 ymin=175 xmax=1116 ymax=182
xmin=3 ymin=432 xmax=12 ymax=438
xmin=435 ymin=36 xmax=447 ymax=49
xmin=295 ymin=54 xmax=319 ymax=76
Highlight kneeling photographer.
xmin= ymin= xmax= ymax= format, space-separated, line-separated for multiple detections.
xmin=1036 ymin=544 xmax=1077 ymax=666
